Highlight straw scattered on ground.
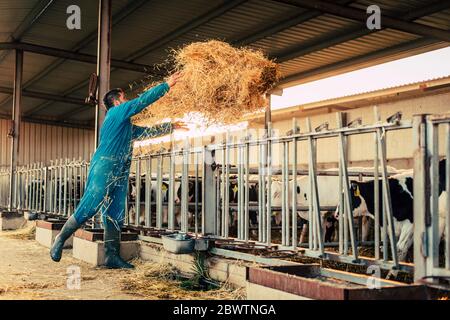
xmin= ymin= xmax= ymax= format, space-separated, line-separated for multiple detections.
xmin=132 ymin=40 xmax=280 ymax=127
xmin=3 ymin=221 xmax=35 ymax=240
xmin=119 ymin=260 xmax=245 ymax=300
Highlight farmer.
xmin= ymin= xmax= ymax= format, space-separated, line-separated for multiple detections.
xmin=50 ymin=72 xmax=185 ymax=269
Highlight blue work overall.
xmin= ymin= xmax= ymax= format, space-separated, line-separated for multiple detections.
xmin=72 ymin=82 xmax=172 ymax=230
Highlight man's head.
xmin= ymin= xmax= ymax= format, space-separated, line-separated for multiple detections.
xmin=103 ymin=88 xmax=127 ymax=110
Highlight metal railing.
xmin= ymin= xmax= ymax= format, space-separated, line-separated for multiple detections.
xmin=413 ymin=113 xmax=450 ymax=283
xmin=1 ymin=109 xmax=448 ymax=282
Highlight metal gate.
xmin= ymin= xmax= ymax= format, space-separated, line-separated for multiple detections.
xmin=413 ymin=113 xmax=450 ymax=283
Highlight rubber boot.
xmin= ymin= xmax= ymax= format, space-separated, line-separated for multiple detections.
xmin=50 ymin=216 xmax=80 ymax=262
xmin=103 ymin=218 xmax=134 ymax=269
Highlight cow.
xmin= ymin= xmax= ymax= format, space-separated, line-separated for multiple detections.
xmin=337 ymin=159 xmax=447 ymax=271
xmin=174 ymin=178 xmax=202 ymax=228
xmin=227 ymin=178 xmax=259 ymax=234
xmin=128 ymin=174 xmax=169 ymax=226
xmin=270 ymin=166 xmax=399 ymax=244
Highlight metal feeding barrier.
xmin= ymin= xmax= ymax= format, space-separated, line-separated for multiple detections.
xmin=0 ymin=109 xmax=448 ymax=283
xmin=413 ymin=113 xmax=450 ymax=283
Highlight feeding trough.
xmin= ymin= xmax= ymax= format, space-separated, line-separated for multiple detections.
xmin=161 ymin=233 xmax=195 ymax=254
xmin=247 ymin=264 xmax=430 ymax=300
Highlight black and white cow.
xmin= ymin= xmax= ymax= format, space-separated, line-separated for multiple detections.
xmin=128 ymin=174 xmax=169 ymax=226
xmin=228 ymin=179 xmax=259 ymax=232
xmin=338 ymin=159 xmax=447 ymax=263
xmin=174 ymin=178 xmax=202 ymax=227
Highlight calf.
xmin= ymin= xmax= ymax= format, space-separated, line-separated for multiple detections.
xmin=339 ymin=159 xmax=447 ymax=263
xmin=174 ymin=178 xmax=202 ymax=228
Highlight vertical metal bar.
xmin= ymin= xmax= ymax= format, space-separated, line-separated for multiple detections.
xmin=195 ymin=152 xmax=199 ymax=236
xmin=258 ymin=142 xmax=263 ymax=242
xmin=282 ymin=141 xmax=289 ymax=246
xmin=156 ymin=154 xmax=163 ymax=229
xmin=377 ymin=128 xmax=399 ymax=267
xmin=336 ymin=113 xmax=358 ymax=260
xmin=244 ymin=136 xmax=250 ymax=241
xmin=374 ymin=107 xmax=381 ymax=260
xmin=135 ymin=157 xmax=141 ymax=226
xmin=43 ymin=166 xmax=48 ymax=213
xmin=95 ymin=0 xmax=112 ymax=148
xmin=237 ymin=142 xmax=243 ymax=239
xmin=58 ymin=159 xmax=62 ymax=215
xmin=181 ymin=139 xmax=189 ymax=232
xmin=73 ymin=162 xmax=78 ymax=210
xmin=202 ymin=146 xmax=216 ymax=235
xmin=445 ymin=123 xmax=450 ymax=270
xmin=427 ymin=121 xmax=439 ymax=272
xmin=53 ymin=162 xmax=57 ymax=213
xmin=413 ymin=114 xmax=428 ymax=282
xmin=168 ymin=151 xmax=175 ymax=230
xmin=167 ymin=149 xmax=177 ymax=230
xmin=266 ymin=122 xmax=272 ymax=245
xmin=9 ymin=49 xmax=23 ymax=211
xmin=224 ymin=133 xmax=230 ymax=238
xmin=306 ymin=118 xmax=324 ymax=254
xmin=145 ymin=156 xmax=151 ymax=228
xmin=291 ymin=118 xmax=298 ymax=249
xmin=63 ymin=159 xmax=68 ymax=216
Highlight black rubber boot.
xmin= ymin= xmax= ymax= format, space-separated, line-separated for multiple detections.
xmin=50 ymin=216 xmax=80 ymax=262
xmin=103 ymin=219 xmax=134 ymax=269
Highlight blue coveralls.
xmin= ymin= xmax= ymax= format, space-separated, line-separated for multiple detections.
xmin=72 ymin=82 xmax=172 ymax=230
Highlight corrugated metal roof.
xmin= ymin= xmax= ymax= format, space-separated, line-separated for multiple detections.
xmin=0 ymin=0 xmax=448 ymax=128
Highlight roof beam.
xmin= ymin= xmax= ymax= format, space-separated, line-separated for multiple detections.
xmin=0 ymin=113 xmax=93 ymax=130
xmin=274 ymin=0 xmax=450 ymax=62
xmin=0 ymin=0 xmax=149 ymax=112
xmin=0 ymin=0 xmax=55 ymax=64
xmin=278 ymin=37 xmax=444 ymax=87
xmin=53 ymin=0 xmax=249 ymax=119
xmin=0 ymin=86 xmax=84 ymax=105
xmin=0 ymin=42 xmax=161 ymax=74
xmin=126 ymin=0 xmax=248 ymax=62
xmin=234 ymin=0 xmax=353 ymax=46
xmin=274 ymin=0 xmax=450 ymax=42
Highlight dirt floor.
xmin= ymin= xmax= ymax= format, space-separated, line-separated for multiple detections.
xmin=0 ymin=222 xmax=244 ymax=300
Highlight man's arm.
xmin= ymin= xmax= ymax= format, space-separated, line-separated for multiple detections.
xmin=132 ymin=122 xmax=173 ymax=140
xmin=109 ymin=82 xmax=170 ymax=121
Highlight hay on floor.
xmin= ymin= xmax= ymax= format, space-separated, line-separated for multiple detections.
xmin=119 ymin=261 xmax=245 ymax=300
xmin=132 ymin=40 xmax=280 ymax=127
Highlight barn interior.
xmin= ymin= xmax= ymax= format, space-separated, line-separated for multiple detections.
xmin=0 ymin=0 xmax=450 ymax=300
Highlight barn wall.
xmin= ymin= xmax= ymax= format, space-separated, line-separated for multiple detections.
xmin=0 ymin=119 xmax=95 ymax=170
xmin=269 ymin=91 xmax=450 ymax=170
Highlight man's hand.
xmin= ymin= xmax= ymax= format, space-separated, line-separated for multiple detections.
xmin=166 ymin=72 xmax=182 ymax=88
xmin=172 ymin=121 xmax=189 ymax=131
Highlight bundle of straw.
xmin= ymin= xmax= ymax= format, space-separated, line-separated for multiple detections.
xmin=132 ymin=40 xmax=280 ymax=126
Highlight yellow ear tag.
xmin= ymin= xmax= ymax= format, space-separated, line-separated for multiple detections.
xmin=162 ymin=184 xmax=168 ymax=192
xmin=354 ymin=185 xmax=360 ymax=197
xmin=232 ymin=185 xmax=238 ymax=194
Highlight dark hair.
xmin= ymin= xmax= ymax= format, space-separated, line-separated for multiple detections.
xmin=103 ymin=88 xmax=124 ymax=110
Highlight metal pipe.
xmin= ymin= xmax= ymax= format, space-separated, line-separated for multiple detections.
xmin=145 ymin=156 xmax=152 ymax=228
xmin=95 ymin=0 xmax=112 ymax=149
xmin=266 ymin=122 xmax=273 ymax=245
xmin=8 ymin=49 xmax=23 ymax=211
xmin=374 ymin=107 xmax=380 ymax=260
xmin=337 ymin=113 xmax=358 ymax=260
xmin=136 ymin=158 xmax=141 ymax=226
xmin=291 ymin=118 xmax=298 ymax=249
xmin=446 ymin=123 xmax=450 ymax=270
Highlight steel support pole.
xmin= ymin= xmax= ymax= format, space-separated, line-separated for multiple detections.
xmin=8 ymin=49 xmax=23 ymax=211
xmin=413 ymin=114 xmax=428 ymax=282
xmin=95 ymin=0 xmax=112 ymax=148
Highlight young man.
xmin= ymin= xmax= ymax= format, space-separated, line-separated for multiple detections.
xmin=50 ymin=73 xmax=185 ymax=269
